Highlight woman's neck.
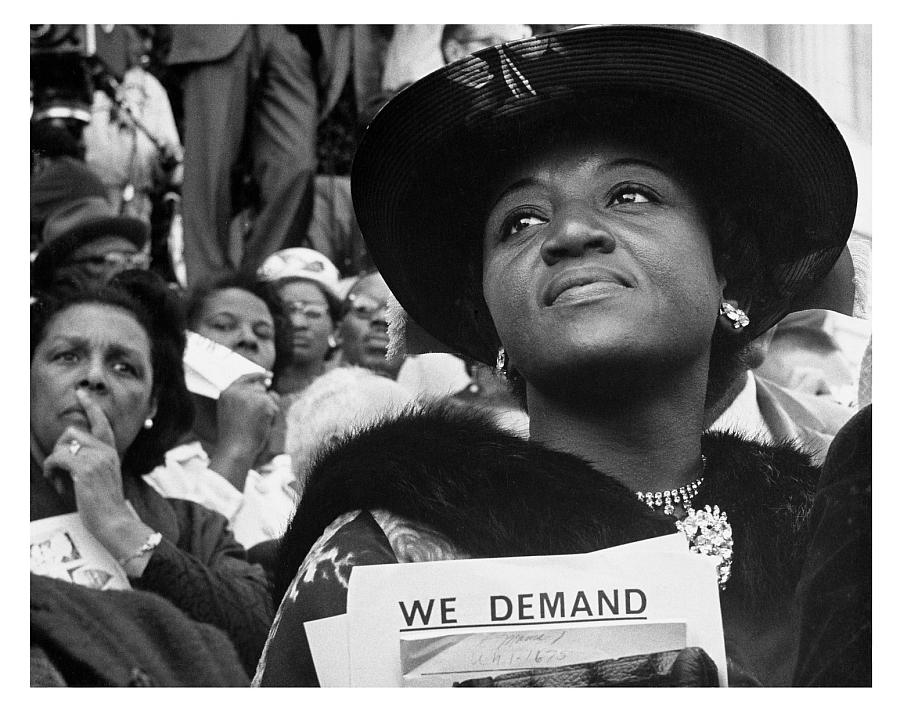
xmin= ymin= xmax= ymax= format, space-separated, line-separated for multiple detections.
xmin=526 ymin=370 xmax=708 ymax=495
xmin=275 ymin=362 xmax=326 ymax=396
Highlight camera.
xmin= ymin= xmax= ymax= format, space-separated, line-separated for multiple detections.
xmin=30 ymin=25 xmax=97 ymax=125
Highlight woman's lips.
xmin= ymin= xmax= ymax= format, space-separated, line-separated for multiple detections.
xmin=59 ymin=407 xmax=89 ymax=426
xmin=543 ymin=269 xmax=632 ymax=306
xmin=364 ymin=333 xmax=389 ymax=350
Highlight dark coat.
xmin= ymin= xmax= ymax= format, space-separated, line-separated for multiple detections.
xmin=31 ymin=459 xmax=274 ymax=675
xmin=31 ymin=573 xmax=249 ymax=686
xmin=258 ymin=402 xmax=821 ymax=686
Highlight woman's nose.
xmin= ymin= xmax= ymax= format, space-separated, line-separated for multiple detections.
xmin=77 ymin=357 xmax=108 ymax=393
xmin=539 ymin=205 xmax=616 ymax=265
xmin=236 ymin=323 xmax=260 ymax=349
xmin=370 ymin=306 xmax=388 ymax=328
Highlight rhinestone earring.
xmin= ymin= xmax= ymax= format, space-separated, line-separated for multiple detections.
xmin=719 ymin=301 xmax=750 ymax=331
xmin=496 ymin=347 xmax=507 ymax=374
xmin=143 ymin=417 xmax=154 ymax=430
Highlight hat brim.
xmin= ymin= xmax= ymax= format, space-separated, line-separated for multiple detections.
xmin=351 ymin=25 xmax=858 ymax=365
xmin=32 ymin=216 xmax=150 ymax=281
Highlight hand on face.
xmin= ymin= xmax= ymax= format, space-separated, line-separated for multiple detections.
xmin=216 ymin=373 xmax=281 ymax=463
xmin=42 ymin=388 xmax=136 ymax=542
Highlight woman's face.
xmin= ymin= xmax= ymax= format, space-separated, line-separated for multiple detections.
xmin=30 ymin=303 xmax=157 ymax=459
xmin=481 ymin=136 xmax=723 ymax=392
xmin=193 ymin=288 xmax=277 ymax=370
xmin=338 ymin=273 xmax=400 ymax=378
xmin=276 ymin=280 xmax=335 ymax=368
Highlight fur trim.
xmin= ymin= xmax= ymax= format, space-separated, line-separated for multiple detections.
xmin=274 ymin=402 xmax=819 ymax=609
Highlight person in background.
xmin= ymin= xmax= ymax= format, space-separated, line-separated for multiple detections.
xmin=31 ymin=195 xmax=150 ymax=294
xmin=31 ymin=156 xmax=109 ymax=253
xmin=144 ymin=273 xmax=296 ymax=549
xmin=380 ymin=24 xmax=533 ymax=99
xmin=257 ymin=248 xmax=343 ymax=406
xmin=30 ymin=272 xmax=273 ymax=674
xmin=166 ymin=26 xmax=318 ymax=285
xmin=337 ymin=272 xmax=403 ymax=380
xmin=439 ymin=24 xmax=532 ymax=63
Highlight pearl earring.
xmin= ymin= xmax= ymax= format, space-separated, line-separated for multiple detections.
xmin=327 ymin=335 xmax=338 ymax=349
xmin=143 ymin=417 xmax=154 ymax=430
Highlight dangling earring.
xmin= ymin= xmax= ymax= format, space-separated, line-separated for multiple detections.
xmin=719 ymin=301 xmax=750 ymax=331
xmin=143 ymin=417 xmax=154 ymax=430
xmin=495 ymin=347 xmax=507 ymax=375
xmin=327 ymin=335 xmax=338 ymax=349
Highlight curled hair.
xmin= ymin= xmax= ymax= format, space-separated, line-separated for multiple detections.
xmin=183 ymin=271 xmax=292 ymax=377
xmin=30 ymin=270 xmax=194 ymax=476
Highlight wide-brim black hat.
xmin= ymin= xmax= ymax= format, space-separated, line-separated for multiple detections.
xmin=351 ymin=25 xmax=858 ymax=365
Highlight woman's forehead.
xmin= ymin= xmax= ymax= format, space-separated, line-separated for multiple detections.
xmin=45 ymin=302 xmax=151 ymax=354
xmin=497 ymin=133 xmax=675 ymax=183
xmin=278 ymin=279 xmax=329 ymax=305
xmin=204 ymin=287 xmax=273 ymax=321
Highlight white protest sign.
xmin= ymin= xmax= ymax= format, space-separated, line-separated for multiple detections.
xmin=346 ymin=545 xmax=725 ymax=687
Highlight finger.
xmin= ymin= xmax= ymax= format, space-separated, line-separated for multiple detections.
xmin=55 ymin=425 xmax=96 ymax=450
xmin=43 ymin=450 xmax=75 ymax=481
xmin=75 ymin=388 xmax=117 ymax=447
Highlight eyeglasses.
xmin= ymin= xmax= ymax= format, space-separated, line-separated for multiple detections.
xmin=346 ymin=295 xmax=388 ymax=321
xmin=285 ymin=301 xmax=329 ymax=321
xmin=68 ymin=251 xmax=151 ymax=271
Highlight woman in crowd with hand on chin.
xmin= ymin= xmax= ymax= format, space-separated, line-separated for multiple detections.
xmin=256 ymin=26 xmax=860 ymax=687
xmin=30 ymin=271 xmax=274 ymax=675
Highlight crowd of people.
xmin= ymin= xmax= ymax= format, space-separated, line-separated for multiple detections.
xmin=30 ymin=24 xmax=871 ymax=688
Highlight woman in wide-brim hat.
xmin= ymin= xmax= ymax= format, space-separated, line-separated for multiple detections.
xmin=256 ymin=26 xmax=858 ymax=687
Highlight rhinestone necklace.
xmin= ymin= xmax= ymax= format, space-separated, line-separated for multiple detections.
xmin=635 ymin=455 xmax=733 ymax=589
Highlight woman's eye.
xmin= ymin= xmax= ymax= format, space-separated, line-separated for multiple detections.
xmin=53 ymin=350 xmax=78 ymax=364
xmin=112 ymin=362 xmax=138 ymax=376
xmin=254 ymin=326 xmax=274 ymax=341
xmin=500 ymin=213 xmax=546 ymax=240
xmin=611 ymin=187 xmax=654 ymax=205
xmin=209 ymin=319 xmax=236 ymax=332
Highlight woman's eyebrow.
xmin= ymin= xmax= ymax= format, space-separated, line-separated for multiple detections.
xmin=604 ymin=157 xmax=668 ymax=173
xmin=106 ymin=344 xmax=144 ymax=362
xmin=492 ymin=177 xmax=543 ymax=204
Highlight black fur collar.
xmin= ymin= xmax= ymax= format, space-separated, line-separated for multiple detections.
xmin=274 ymin=402 xmax=819 ymax=610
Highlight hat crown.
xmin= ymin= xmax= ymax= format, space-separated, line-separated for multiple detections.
xmin=257 ymin=248 xmax=341 ymax=298
xmin=43 ymin=196 xmax=126 ymax=245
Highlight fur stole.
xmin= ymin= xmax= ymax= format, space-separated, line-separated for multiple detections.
xmin=274 ymin=402 xmax=819 ymax=612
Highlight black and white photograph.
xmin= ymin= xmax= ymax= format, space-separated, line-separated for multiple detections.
xmin=26 ymin=14 xmax=874 ymax=693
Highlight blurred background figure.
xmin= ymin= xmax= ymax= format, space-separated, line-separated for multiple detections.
xmin=167 ymin=26 xmax=318 ymax=285
xmin=31 ymin=24 xmax=182 ymax=285
xmin=284 ymin=366 xmax=416 ymax=498
xmin=31 ymin=155 xmax=109 ymax=254
xmin=381 ymin=24 xmax=533 ymax=97
xmin=439 ymin=24 xmax=532 ymax=63
xmin=707 ymin=244 xmax=871 ymax=464
xmin=338 ymin=272 xmax=403 ymax=380
xmin=31 ymin=194 xmax=150 ymax=294
xmin=257 ymin=248 xmax=343 ymax=405
xmin=145 ymin=274 xmax=294 ymax=549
